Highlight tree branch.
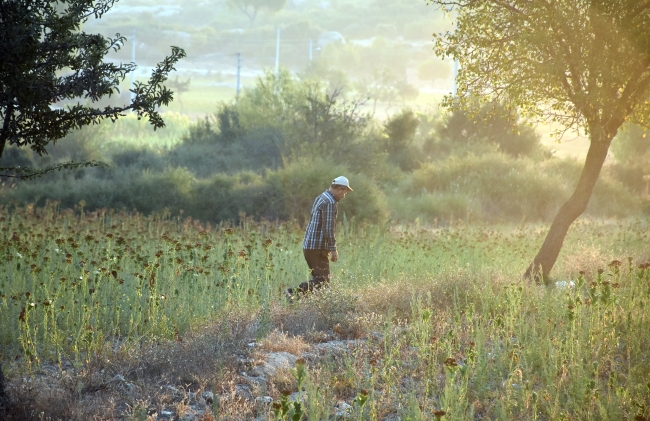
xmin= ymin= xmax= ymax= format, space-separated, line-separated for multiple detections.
xmin=0 ymin=160 xmax=112 ymax=180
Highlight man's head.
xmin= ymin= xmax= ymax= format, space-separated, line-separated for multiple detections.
xmin=329 ymin=176 xmax=352 ymax=201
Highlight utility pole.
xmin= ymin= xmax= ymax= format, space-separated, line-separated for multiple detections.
xmin=309 ymin=39 xmax=313 ymax=61
xmin=236 ymin=53 xmax=241 ymax=99
xmin=452 ymin=58 xmax=459 ymax=97
xmin=275 ymin=28 xmax=280 ymax=75
xmin=274 ymin=28 xmax=280 ymax=95
xmin=130 ymin=28 xmax=136 ymax=104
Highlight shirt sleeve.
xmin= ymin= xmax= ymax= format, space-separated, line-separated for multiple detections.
xmin=322 ymin=201 xmax=337 ymax=251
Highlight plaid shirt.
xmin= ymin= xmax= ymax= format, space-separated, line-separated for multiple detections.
xmin=302 ymin=190 xmax=338 ymax=251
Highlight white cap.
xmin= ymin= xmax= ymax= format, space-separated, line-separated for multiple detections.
xmin=332 ymin=176 xmax=352 ymax=191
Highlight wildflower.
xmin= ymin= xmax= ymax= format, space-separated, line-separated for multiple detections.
xmin=444 ymin=357 xmax=458 ymax=367
xmin=608 ymin=260 xmax=622 ymax=268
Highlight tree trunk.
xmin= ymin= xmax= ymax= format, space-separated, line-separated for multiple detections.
xmin=0 ymin=365 xmax=8 ymax=409
xmin=524 ymin=132 xmax=613 ymax=283
xmin=0 ymin=102 xmax=13 ymax=159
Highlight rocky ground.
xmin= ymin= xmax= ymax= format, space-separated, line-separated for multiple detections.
xmin=1 ymin=304 xmax=379 ymax=421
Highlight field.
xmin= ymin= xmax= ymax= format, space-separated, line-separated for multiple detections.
xmin=1 ymin=204 xmax=649 ymax=420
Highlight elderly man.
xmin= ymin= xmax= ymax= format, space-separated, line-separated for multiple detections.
xmin=286 ymin=176 xmax=352 ymax=300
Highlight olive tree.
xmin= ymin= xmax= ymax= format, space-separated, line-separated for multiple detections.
xmin=0 ymin=0 xmax=186 ymax=179
xmin=428 ymin=0 xmax=650 ymax=282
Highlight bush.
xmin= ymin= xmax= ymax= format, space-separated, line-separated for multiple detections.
xmin=402 ymin=153 xmax=641 ymax=221
xmin=268 ymin=159 xmax=388 ymax=224
xmin=388 ymin=192 xmax=474 ymax=222
xmin=111 ymin=148 xmax=166 ymax=171
xmin=0 ymin=146 xmax=34 ymax=169
xmin=432 ymin=102 xmax=546 ymax=159
xmin=610 ymin=124 xmax=650 ymax=195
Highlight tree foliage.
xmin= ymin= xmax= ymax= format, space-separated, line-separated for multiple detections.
xmin=432 ymin=0 xmax=650 ymax=135
xmin=0 ymin=0 xmax=186 ymax=179
xmin=428 ymin=0 xmax=650 ymax=281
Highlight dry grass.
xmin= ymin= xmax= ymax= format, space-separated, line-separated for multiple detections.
xmin=260 ymin=330 xmax=309 ymax=355
xmin=1 ymin=311 xmax=257 ymax=421
xmin=562 ymin=245 xmax=609 ymax=280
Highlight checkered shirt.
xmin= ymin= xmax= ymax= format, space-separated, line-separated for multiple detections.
xmin=302 ymin=190 xmax=338 ymax=251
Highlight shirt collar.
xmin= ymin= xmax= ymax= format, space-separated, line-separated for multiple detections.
xmin=324 ymin=190 xmax=337 ymax=202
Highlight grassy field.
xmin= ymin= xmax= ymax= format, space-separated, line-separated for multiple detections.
xmin=1 ymin=205 xmax=649 ymax=420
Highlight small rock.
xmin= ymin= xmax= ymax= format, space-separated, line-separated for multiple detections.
xmin=334 ymin=401 xmax=352 ymax=417
xmin=555 ymin=280 xmax=575 ymax=289
xmin=202 ymin=391 xmax=214 ymax=405
xmin=256 ymin=396 xmax=273 ymax=404
xmin=252 ymin=352 xmax=298 ymax=378
xmin=109 ymin=374 xmax=135 ymax=395
xmin=235 ymin=384 xmax=253 ymax=400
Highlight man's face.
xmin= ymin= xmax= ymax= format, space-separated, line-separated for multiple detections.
xmin=332 ymin=186 xmax=350 ymax=201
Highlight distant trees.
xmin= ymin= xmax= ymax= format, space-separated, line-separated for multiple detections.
xmin=428 ymin=0 xmax=650 ymax=282
xmin=356 ymin=68 xmax=419 ymax=114
xmin=437 ymin=102 xmax=543 ymax=158
xmin=227 ymin=0 xmax=287 ymax=27
xmin=611 ymin=124 xmax=650 ymax=196
xmin=0 ymin=0 xmax=185 ymax=179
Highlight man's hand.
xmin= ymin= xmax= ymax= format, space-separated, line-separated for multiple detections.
xmin=330 ymin=250 xmax=339 ymax=262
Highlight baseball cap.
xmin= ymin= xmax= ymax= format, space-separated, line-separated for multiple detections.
xmin=332 ymin=176 xmax=352 ymax=191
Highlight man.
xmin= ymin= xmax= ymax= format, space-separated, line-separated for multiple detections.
xmin=287 ymin=176 xmax=352 ymax=299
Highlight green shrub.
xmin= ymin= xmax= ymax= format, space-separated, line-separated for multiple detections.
xmin=388 ymin=192 xmax=473 ymax=222
xmin=111 ymin=148 xmax=166 ymax=171
xmin=0 ymin=146 xmax=34 ymax=169
xmin=610 ymin=124 xmax=650 ymax=194
xmin=403 ymin=153 xmax=641 ymax=221
xmin=268 ymin=159 xmax=388 ymax=224
xmin=188 ymin=172 xmax=275 ymax=222
xmin=432 ymin=101 xmax=546 ymax=159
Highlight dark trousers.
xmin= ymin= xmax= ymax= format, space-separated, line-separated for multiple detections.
xmin=297 ymin=249 xmax=330 ymax=293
